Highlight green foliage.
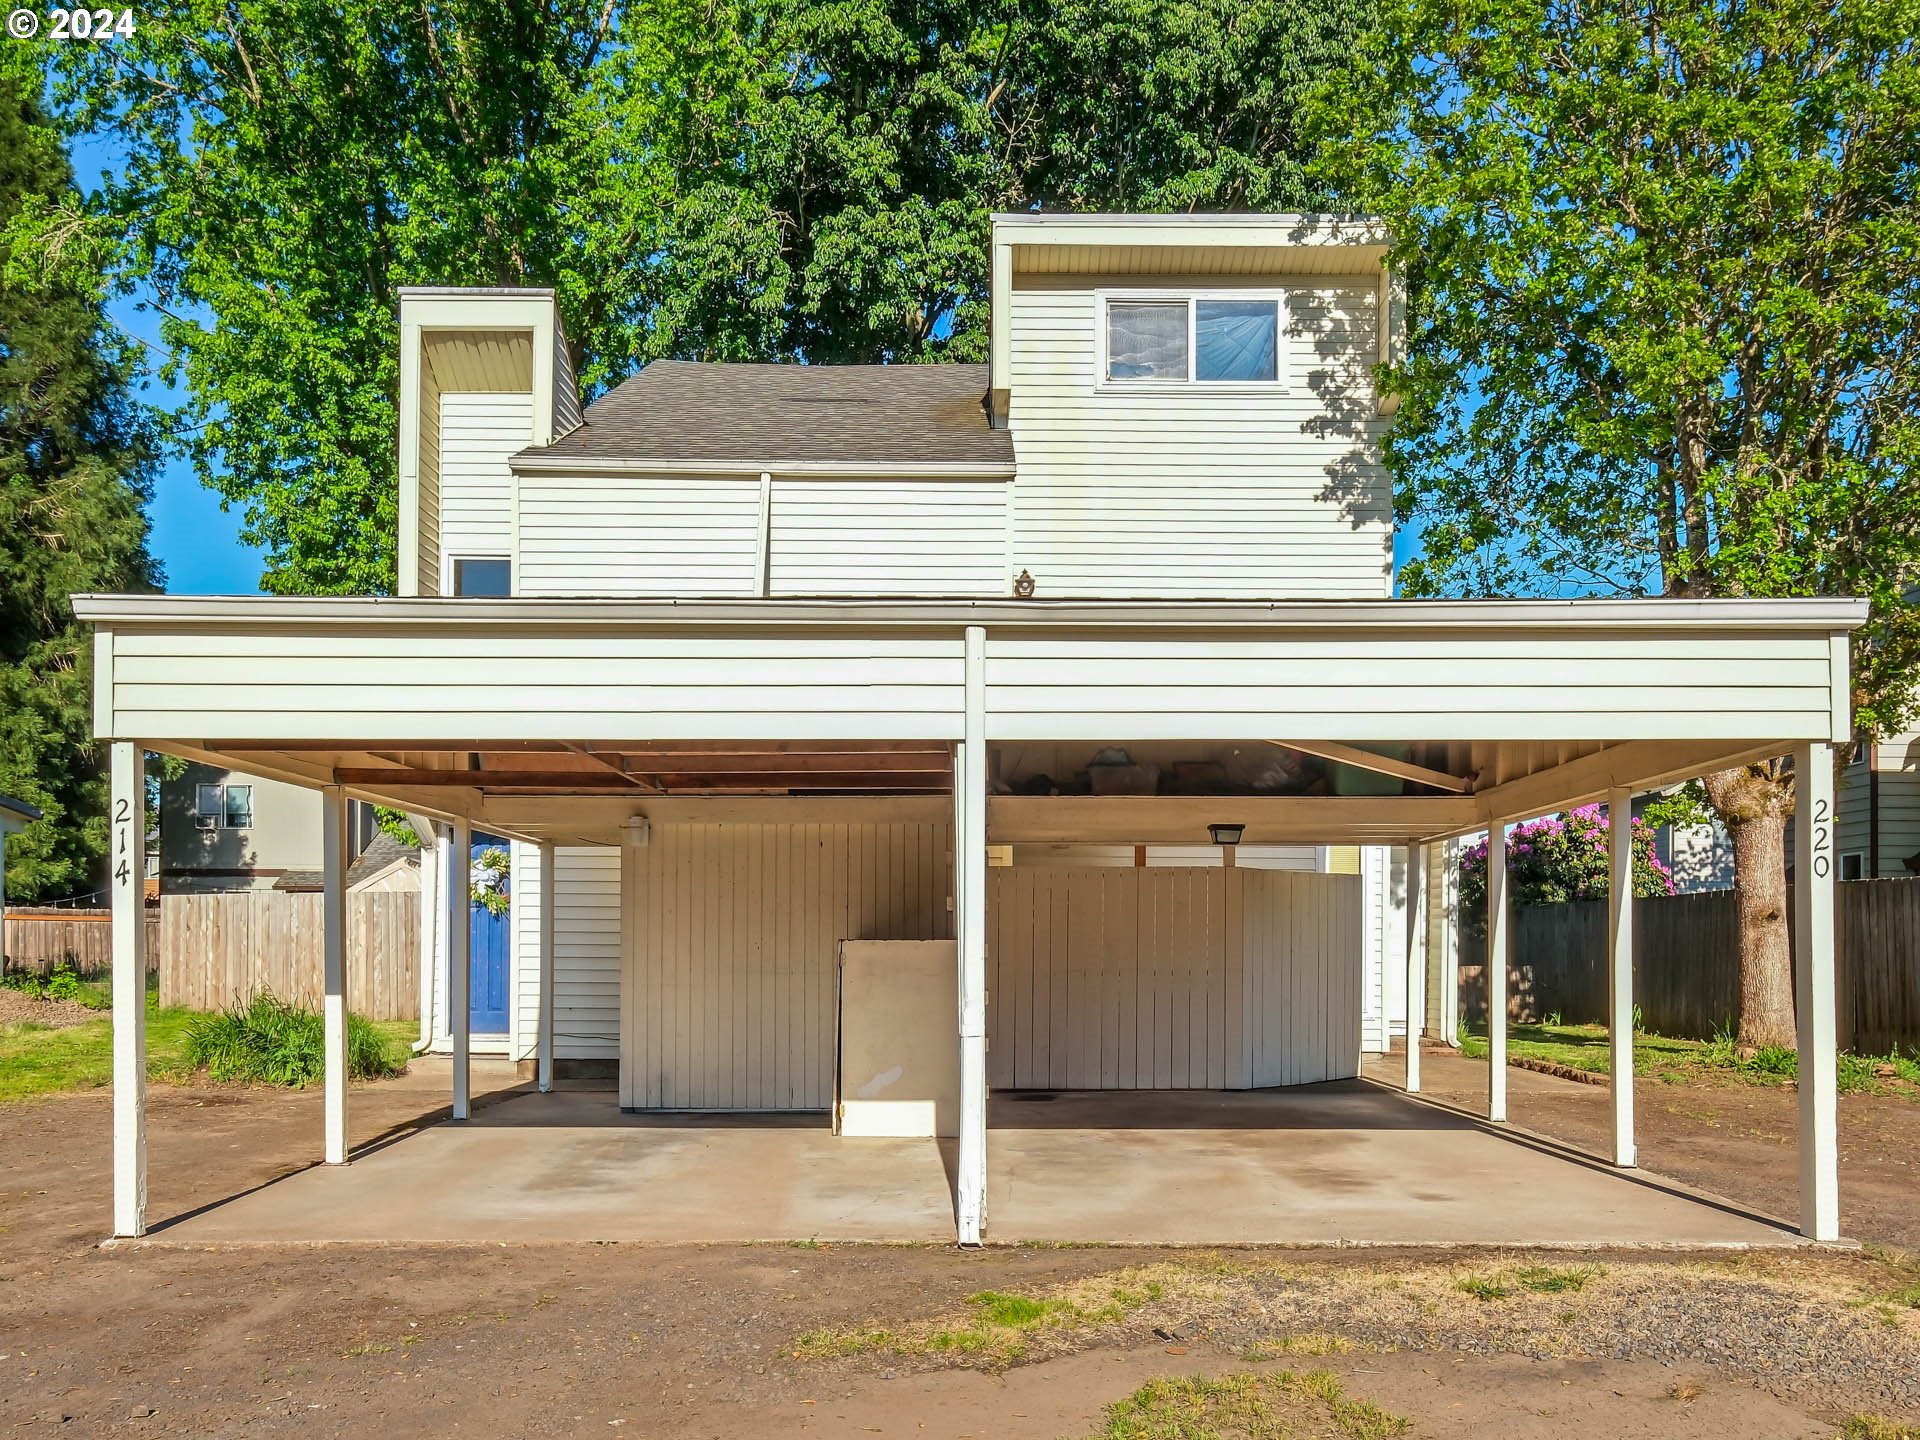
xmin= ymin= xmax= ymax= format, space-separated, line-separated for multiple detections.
xmin=1309 ymin=0 xmax=1920 ymax=741
xmin=373 ymin=807 xmax=423 ymax=850
xmin=184 ymin=991 xmax=405 ymax=1086
xmin=0 ymin=70 xmax=160 ymax=901
xmin=472 ymin=845 xmax=511 ymax=915
xmin=1459 ymin=805 xmax=1673 ymax=931
xmin=31 ymin=0 xmax=1378 ymax=594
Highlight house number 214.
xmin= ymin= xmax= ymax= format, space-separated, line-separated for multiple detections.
xmin=114 ymin=797 xmax=133 ymax=888
xmin=1810 ymin=797 xmax=1831 ymax=880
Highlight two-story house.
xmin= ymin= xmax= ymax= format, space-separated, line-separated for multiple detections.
xmin=81 ymin=213 xmax=1861 ymax=1245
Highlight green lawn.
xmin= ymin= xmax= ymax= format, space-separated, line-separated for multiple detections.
xmin=0 ymin=990 xmax=417 ymax=1103
xmin=1459 ymin=1020 xmax=1920 ymax=1098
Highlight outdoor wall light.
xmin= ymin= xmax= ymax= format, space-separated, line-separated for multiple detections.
xmin=1208 ymin=823 xmax=1246 ymax=846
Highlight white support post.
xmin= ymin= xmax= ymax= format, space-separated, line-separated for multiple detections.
xmin=110 ymin=742 xmax=147 ymax=1238
xmin=449 ymin=818 xmax=472 ymax=1120
xmin=1794 ymin=741 xmax=1840 ymax=1241
xmin=1486 ymin=822 xmax=1509 ymax=1123
xmin=537 ymin=840 xmax=556 ymax=1094
xmin=321 ymin=786 xmax=349 ymax=1164
xmin=1607 ymin=788 xmax=1636 ymax=1168
xmin=955 ymin=625 xmax=989 ymax=1245
xmin=1405 ymin=842 xmax=1429 ymax=1093
xmin=408 ymin=813 xmax=440 ymax=1052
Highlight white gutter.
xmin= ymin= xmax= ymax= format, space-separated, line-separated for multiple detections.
xmin=70 ymin=593 xmax=1873 ymax=632
xmin=508 ymin=456 xmax=1014 ymax=479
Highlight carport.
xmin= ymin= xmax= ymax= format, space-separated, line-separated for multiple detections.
xmin=80 ymin=593 xmax=1861 ymax=1245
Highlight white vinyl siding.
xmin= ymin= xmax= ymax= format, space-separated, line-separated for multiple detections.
xmin=988 ymin=866 xmax=1362 ymax=1090
xmin=511 ymin=844 xmax=621 ymax=1062
xmin=621 ymin=822 xmax=953 ymax=1110
xmin=982 ymin=630 xmax=1841 ymax=743
xmin=438 ymin=392 xmax=533 ymax=570
xmin=517 ymin=474 xmax=761 ymax=597
xmin=107 ymin=628 xmax=967 ymax=742
xmin=768 ymin=479 xmax=1008 ymax=596
xmin=1837 ymin=729 xmax=1920 ymax=877
xmin=1007 ymin=275 xmax=1392 ymax=599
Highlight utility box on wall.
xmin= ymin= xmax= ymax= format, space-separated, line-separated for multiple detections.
xmin=835 ymin=940 xmax=960 ymax=1138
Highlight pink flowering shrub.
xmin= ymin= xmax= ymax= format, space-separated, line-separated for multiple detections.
xmin=1459 ymin=804 xmax=1675 ymax=933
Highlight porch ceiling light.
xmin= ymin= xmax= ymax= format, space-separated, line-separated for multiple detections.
xmin=1208 ymin=823 xmax=1246 ymax=846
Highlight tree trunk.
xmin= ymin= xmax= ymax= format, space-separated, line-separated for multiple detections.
xmin=1702 ymin=763 xmax=1796 ymax=1050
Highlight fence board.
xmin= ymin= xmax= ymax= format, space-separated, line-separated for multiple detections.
xmin=1458 ymin=877 xmax=1920 ymax=1053
xmin=155 ymin=890 xmax=419 ymax=1019
xmin=2 ymin=909 xmax=159 ymax=975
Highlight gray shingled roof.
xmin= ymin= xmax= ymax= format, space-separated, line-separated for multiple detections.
xmin=519 ymin=360 xmax=1009 ymax=468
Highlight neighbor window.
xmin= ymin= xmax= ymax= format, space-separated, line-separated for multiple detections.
xmin=1841 ymin=852 xmax=1866 ymax=881
xmin=451 ymin=556 xmax=512 ymax=596
xmin=194 ymin=782 xmax=252 ymax=829
xmin=1104 ymin=295 xmax=1283 ymax=384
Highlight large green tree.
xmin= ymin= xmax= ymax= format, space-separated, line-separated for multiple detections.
xmin=36 ymin=0 xmax=1374 ymax=592
xmin=0 ymin=72 xmax=161 ymax=902
xmin=1313 ymin=0 xmax=1920 ymax=1046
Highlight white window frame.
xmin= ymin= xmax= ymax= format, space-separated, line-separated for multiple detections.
xmin=1096 ymin=289 xmax=1290 ymax=393
xmin=444 ymin=553 xmax=514 ymax=598
xmin=193 ymin=782 xmax=252 ymax=830
xmin=1840 ymin=851 xmax=1866 ymax=881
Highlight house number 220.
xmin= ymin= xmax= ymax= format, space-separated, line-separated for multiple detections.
xmin=1810 ymin=797 xmax=1831 ymax=880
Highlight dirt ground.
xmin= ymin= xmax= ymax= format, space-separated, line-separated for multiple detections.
xmin=1 ymin=1070 xmax=1917 ymax=1438
xmin=1393 ymin=1044 xmax=1920 ymax=1249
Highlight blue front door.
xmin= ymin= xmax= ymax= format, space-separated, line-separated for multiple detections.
xmin=470 ymin=839 xmax=510 ymax=1034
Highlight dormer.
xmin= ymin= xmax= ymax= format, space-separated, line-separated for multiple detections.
xmin=988 ymin=213 xmax=1400 ymax=599
xmin=394 ymin=288 xmax=581 ymax=597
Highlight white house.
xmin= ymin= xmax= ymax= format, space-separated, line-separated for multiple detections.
xmin=79 ymin=212 xmax=1859 ymax=1245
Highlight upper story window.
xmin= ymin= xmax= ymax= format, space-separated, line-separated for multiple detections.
xmin=451 ymin=556 xmax=512 ymax=596
xmin=1103 ymin=294 xmax=1285 ymax=386
xmin=194 ymin=783 xmax=252 ymax=830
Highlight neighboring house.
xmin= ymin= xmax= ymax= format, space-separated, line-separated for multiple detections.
xmin=1633 ymin=791 xmax=1735 ymax=894
xmin=273 ymin=831 xmax=420 ymax=894
xmin=1837 ymin=730 xmax=1920 ymax=878
xmin=83 ymin=212 xmax=1860 ymax=1245
xmin=157 ymin=762 xmax=376 ymax=893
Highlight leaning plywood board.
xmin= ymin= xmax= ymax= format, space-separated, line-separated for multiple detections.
xmin=837 ymin=940 xmax=960 ymax=1137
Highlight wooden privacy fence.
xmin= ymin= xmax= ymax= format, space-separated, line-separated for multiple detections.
xmin=1459 ymin=877 xmax=1920 ymax=1053
xmin=157 ymin=891 xmax=420 ymax=1020
xmin=3 ymin=908 xmax=159 ymax=975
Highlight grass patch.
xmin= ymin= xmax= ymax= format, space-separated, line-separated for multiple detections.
xmin=1456 ymin=1264 xmax=1603 ymax=1301
xmin=1090 ymin=1370 xmax=1409 ymax=1440
xmin=1460 ymin=1021 xmax=1920 ymax=1098
xmin=793 ymin=1262 xmax=1224 ymax=1368
xmin=0 ymin=974 xmax=413 ymax=1102
xmin=1846 ymin=1418 xmax=1920 ymax=1440
xmin=1241 ymin=1333 xmax=1356 ymax=1359
xmin=0 ymin=997 xmax=200 ymax=1102
xmin=184 ymin=992 xmax=408 ymax=1086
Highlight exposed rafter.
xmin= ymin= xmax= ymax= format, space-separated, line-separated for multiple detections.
xmin=1266 ymin=739 xmax=1473 ymax=794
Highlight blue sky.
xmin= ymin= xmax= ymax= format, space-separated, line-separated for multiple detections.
xmin=71 ymin=135 xmax=268 ymax=596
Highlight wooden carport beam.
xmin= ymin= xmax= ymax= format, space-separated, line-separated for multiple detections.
xmin=562 ymin=742 xmax=662 ymax=794
xmin=1267 ymin=740 xmax=1473 ymax=794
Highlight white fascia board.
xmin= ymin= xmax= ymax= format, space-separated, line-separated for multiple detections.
xmin=507 ymin=455 xmax=1016 ymax=480
xmin=399 ymin=294 xmax=556 ymax=332
xmin=70 ymin=593 xmax=1870 ymax=633
xmin=989 ymin=211 xmax=1391 ymax=245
